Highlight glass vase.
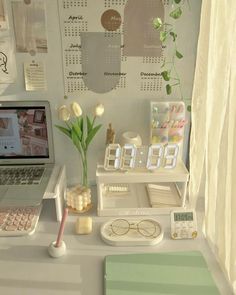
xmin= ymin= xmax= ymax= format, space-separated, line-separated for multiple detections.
xmin=66 ymin=151 xmax=92 ymax=213
xmin=66 ymin=185 xmax=92 ymax=213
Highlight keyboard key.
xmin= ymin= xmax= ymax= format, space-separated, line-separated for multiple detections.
xmin=0 ymin=167 xmax=45 ymax=186
xmin=5 ymin=225 xmax=17 ymax=231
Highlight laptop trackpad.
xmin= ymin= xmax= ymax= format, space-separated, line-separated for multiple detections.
xmin=0 ymin=187 xmax=42 ymax=207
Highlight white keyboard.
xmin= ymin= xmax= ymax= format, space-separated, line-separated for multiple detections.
xmin=0 ymin=205 xmax=42 ymax=236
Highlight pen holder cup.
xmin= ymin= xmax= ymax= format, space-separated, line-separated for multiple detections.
xmin=48 ymin=240 xmax=66 ymax=258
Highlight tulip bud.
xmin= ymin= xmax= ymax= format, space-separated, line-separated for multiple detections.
xmin=58 ymin=105 xmax=70 ymax=121
xmin=71 ymin=102 xmax=82 ymax=117
xmin=95 ymin=103 xmax=104 ymax=117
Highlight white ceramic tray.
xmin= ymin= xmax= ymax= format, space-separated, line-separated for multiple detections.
xmin=100 ymin=217 xmax=164 ymax=246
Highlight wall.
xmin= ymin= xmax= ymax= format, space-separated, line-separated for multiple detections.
xmin=0 ymin=0 xmax=202 ymax=186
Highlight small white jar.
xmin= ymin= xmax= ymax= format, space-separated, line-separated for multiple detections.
xmin=120 ymin=131 xmax=142 ymax=146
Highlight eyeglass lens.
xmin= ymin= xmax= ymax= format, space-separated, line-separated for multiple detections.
xmin=110 ymin=219 xmax=158 ymax=237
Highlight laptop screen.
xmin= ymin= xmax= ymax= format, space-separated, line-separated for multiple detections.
xmin=0 ymin=106 xmax=49 ymax=159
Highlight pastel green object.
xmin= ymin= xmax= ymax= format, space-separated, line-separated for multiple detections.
xmin=104 ymin=251 xmax=220 ymax=295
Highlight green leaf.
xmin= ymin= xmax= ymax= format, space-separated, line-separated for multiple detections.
xmin=170 ymin=31 xmax=177 ymax=41
xmin=86 ymin=115 xmax=93 ymax=134
xmin=161 ymin=70 xmax=170 ymax=81
xmin=174 ymin=0 xmax=181 ymax=3
xmin=153 ymin=17 xmax=162 ymax=30
xmin=77 ymin=117 xmax=83 ymax=132
xmin=85 ymin=124 xmax=102 ymax=148
xmin=176 ymin=50 xmax=183 ymax=59
xmin=77 ymin=116 xmax=81 ymax=128
xmin=170 ymin=7 xmax=182 ymax=19
xmin=166 ymin=84 xmax=172 ymax=95
xmin=160 ymin=31 xmax=167 ymax=42
xmin=72 ymin=122 xmax=82 ymax=140
xmin=187 ymin=105 xmax=191 ymax=112
xmin=55 ymin=125 xmax=71 ymax=138
xmin=71 ymin=128 xmax=83 ymax=153
xmin=79 ymin=117 xmax=84 ymax=140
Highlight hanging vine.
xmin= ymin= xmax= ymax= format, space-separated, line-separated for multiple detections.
xmin=153 ymin=0 xmax=187 ymax=100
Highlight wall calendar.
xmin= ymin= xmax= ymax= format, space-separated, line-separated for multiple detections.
xmin=57 ymin=0 xmax=169 ymax=95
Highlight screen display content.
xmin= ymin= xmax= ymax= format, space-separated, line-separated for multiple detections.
xmin=174 ymin=212 xmax=193 ymax=222
xmin=0 ymin=107 xmax=49 ymax=158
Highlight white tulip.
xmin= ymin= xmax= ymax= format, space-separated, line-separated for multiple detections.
xmin=95 ymin=103 xmax=104 ymax=117
xmin=58 ymin=105 xmax=70 ymax=121
xmin=71 ymin=102 xmax=82 ymax=117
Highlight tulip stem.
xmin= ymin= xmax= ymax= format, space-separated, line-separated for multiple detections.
xmin=81 ymin=150 xmax=88 ymax=187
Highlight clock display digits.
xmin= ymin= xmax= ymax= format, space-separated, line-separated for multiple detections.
xmin=163 ymin=144 xmax=179 ymax=169
xmin=146 ymin=144 xmax=163 ymax=170
xmin=104 ymin=143 xmax=180 ymax=170
xmin=120 ymin=144 xmax=137 ymax=170
xmin=174 ymin=212 xmax=193 ymax=221
xmin=104 ymin=144 xmax=121 ymax=170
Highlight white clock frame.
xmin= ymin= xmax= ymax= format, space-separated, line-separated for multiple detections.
xmin=170 ymin=209 xmax=198 ymax=239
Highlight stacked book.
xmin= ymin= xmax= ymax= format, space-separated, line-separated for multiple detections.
xmin=146 ymin=183 xmax=180 ymax=207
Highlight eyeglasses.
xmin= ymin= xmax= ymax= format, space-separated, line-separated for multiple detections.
xmin=109 ymin=218 xmax=161 ymax=239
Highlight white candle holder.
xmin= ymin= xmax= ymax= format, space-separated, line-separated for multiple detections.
xmin=66 ymin=185 xmax=92 ymax=213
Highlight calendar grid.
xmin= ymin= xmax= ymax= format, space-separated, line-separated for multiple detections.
xmin=58 ymin=0 xmax=168 ymax=95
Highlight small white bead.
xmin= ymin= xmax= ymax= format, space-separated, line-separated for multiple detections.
xmin=77 ymin=205 xmax=83 ymax=212
xmin=78 ymin=195 xmax=83 ymax=202
xmin=83 ymin=196 xmax=88 ymax=203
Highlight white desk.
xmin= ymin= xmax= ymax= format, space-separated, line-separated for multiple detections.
xmin=0 ymin=191 xmax=233 ymax=295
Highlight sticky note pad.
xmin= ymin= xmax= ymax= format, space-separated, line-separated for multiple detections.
xmin=104 ymin=251 xmax=220 ymax=295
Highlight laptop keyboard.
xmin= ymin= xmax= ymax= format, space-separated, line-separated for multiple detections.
xmin=0 ymin=167 xmax=45 ymax=185
xmin=0 ymin=205 xmax=42 ymax=236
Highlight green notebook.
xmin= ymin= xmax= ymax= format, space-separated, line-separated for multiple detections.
xmin=104 ymin=251 xmax=221 ymax=295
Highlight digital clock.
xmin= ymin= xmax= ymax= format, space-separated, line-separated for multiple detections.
xmin=104 ymin=143 xmax=179 ymax=171
xmin=170 ymin=209 xmax=197 ymax=240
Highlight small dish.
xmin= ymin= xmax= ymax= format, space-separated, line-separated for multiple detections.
xmin=100 ymin=217 xmax=163 ymax=246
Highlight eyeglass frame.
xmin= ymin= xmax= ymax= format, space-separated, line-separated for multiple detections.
xmin=109 ymin=218 xmax=161 ymax=238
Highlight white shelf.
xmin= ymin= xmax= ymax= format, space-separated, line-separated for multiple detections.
xmin=96 ymin=161 xmax=189 ymax=216
xmin=96 ymin=160 xmax=189 ymax=183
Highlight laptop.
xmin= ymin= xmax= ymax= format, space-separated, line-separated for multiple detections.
xmin=0 ymin=100 xmax=55 ymax=207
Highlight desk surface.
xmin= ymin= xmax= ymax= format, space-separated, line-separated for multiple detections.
xmin=0 ymin=194 xmax=233 ymax=295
